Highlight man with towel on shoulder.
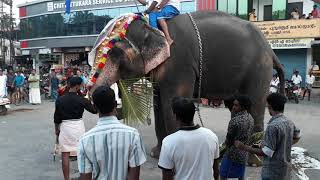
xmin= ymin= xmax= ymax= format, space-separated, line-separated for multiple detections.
xmin=54 ymin=76 xmax=97 ymax=180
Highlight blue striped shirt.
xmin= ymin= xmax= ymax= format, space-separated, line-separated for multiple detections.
xmin=77 ymin=116 xmax=147 ymax=180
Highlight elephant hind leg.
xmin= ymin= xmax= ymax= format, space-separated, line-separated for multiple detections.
xmin=241 ymin=75 xmax=270 ymax=132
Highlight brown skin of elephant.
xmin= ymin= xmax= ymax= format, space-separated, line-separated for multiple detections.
xmin=90 ymin=11 xmax=285 ymax=158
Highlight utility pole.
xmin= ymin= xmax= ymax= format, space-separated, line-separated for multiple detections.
xmin=0 ymin=0 xmax=14 ymax=68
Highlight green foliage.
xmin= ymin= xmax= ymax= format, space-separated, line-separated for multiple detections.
xmin=118 ymin=78 xmax=153 ymax=126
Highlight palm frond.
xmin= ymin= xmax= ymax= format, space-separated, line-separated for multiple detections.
xmin=118 ymin=77 xmax=154 ymax=126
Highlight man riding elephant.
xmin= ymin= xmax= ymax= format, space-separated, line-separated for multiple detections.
xmin=138 ymin=0 xmax=180 ymax=45
xmin=89 ymin=11 xmax=285 ymax=158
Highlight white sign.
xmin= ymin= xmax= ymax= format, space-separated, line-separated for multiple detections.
xmin=268 ymin=38 xmax=314 ymax=49
xmin=22 ymin=50 xmax=30 ymax=55
xmin=47 ymin=0 xmax=134 ymax=11
xmin=39 ymin=48 xmax=51 ymax=54
xmin=47 ymin=2 xmax=54 ymax=12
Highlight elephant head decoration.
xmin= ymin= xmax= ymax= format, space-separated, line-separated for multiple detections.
xmin=88 ymin=14 xmax=170 ymax=94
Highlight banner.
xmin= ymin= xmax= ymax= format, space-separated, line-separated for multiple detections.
xmin=267 ymin=38 xmax=314 ymax=49
xmin=254 ymin=19 xmax=320 ymax=39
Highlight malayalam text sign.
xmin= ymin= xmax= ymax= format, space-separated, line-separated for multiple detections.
xmin=267 ymin=38 xmax=313 ymax=49
xmin=254 ymin=19 xmax=320 ymax=39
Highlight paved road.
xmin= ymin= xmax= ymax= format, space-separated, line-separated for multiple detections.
xmin=0 ymin=95 xmax=319 ymax=180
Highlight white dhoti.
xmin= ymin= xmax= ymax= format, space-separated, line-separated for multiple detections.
xmin=29 ymin=88 xmax=41 ymax=104
xmin=59 ymin=120 xmax=85 ymax=155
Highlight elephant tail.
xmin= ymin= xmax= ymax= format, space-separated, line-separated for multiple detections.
xmin=272 ymin=53 xmax=285 ymax=95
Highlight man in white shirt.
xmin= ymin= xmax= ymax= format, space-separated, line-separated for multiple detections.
xmin=0 ymin=70 xmax=7 ymax=97
xmin=269 ymin=74 xmax=279 ymax=93
xmin=302 ymin=71 xmax=315 ymax=101
xmin=158 ymin=97 xmax=220 ymax=180
xmin=291 ymin=70 xmax=302 ymax=87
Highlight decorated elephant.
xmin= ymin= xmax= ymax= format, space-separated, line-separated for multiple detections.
xmin=88 ymin=11 xmax=285 ymax=157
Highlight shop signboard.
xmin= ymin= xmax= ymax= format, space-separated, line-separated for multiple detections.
xmin=254 ymin=19 xmax=320 ymax=39
xmin=267 ymin=38 xmax=314 ymax=49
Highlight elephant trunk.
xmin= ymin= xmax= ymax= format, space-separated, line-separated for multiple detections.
xmin=273 ymin=53 xmax=285 ymax=95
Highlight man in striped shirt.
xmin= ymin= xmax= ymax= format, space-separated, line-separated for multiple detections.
xmin=77 ymin=86 xmax=147 ymax=180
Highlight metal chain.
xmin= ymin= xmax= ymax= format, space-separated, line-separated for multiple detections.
xmin=187 ymin=13 xmax=204 ymax=127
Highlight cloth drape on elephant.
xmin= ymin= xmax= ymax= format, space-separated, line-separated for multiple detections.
xmin=88 ymin=13 xmax=136 ymax=67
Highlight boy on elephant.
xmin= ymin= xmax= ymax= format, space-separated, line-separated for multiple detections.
xmin=138 ymin=0 xmax=180 ymax=45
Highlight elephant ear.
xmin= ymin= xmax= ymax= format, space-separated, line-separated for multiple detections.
xmin=143 ymin=30 xmax=171 ymax=74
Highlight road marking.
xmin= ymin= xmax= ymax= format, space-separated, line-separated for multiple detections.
xmin=292 ymin=147 xmax=320 ymax=180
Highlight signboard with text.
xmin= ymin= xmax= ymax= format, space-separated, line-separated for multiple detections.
xmin=254 ymin=19 xmax=320 ymax=39
xmin=267 ymin=38 xmax=314 ymax=49
xmin=47 ymin=0 xmax=134 ymax=12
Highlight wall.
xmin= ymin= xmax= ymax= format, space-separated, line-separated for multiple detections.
xmin=274 ymin=49 xmax=307 ymax=83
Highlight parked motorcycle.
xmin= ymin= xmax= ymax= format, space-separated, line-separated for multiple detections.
xmin=285 ymin=80 xmax=299 ymax=104
xmin=0 ymin=97 xmax=10 ymax=115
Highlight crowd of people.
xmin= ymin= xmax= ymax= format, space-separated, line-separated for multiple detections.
xmin=269 ymin=68 xmax=316 ymax=101
xmin=290 ymin=5 xmax=320 ymax=20
xmin=0 ymin=69 xmax=40 ymax=105
xmin=53 ymin=78 xmax=301 ymax=180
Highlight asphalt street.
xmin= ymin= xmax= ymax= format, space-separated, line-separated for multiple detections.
xmin=0 ymin=94 xmax=319 ymax=180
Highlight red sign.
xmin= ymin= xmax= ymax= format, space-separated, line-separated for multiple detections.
xmin=19 ymin=7 xmax=26 ymax=17
xmin=20 ymin=41 xmax=28 ymax=49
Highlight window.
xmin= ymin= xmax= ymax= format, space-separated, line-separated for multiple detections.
xmin=218 ymin=0 xmax=227 ymax=12
xmin=181 ymin=1 xmax=196 ymax=13
xmin=228 ymin=0 xmax=237 ymax=16
xmin=272 ymin=0 xmax=287 ymax=20
xmin=217 ymin=0 xmax=248 ymax=20
xmin=238 ymin=0 xmax=248 ymax=19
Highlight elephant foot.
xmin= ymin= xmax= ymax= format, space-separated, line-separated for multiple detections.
xmin=150 ymin=145 xmax=161 ymax=159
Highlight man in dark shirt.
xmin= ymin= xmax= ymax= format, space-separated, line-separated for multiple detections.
xmin=220 ymin=95 xmax=254 ymax=180
xmin=50 ymin=70 xmax=59 ymax=101
xmin=54 ymin=77 xmax=96 ymax=180
xmin=6 ymin=69 xmax=15 ymax=102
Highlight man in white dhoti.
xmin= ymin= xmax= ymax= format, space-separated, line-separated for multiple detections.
xmin=54 ymin=77 xmax=97 ymax=180
xmin=28 ymin=70 xmax=41 ymax=104
xmin=0 ymin=70 xmax=7 ymax=98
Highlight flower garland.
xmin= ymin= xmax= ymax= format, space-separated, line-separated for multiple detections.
xmin=90 ymin=14 xmax=148 ymax=85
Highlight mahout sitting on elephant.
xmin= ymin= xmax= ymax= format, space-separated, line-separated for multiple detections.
xmin=88 ymin=11 xmax=285 ymax=158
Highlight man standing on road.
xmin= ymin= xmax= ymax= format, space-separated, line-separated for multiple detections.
xmin=54 ymin=77 xmax=97 ymax=180
xmin=6 ymin=69 xmax=15 ymax=102
xmin=78 ymin=86 xmax=146 ymax=180
xmin=13 ymin=71 xmax=25 ymax=105
xmin=28 ymin=69 xmax=41 ymax=105
xmin=50 ymin=70 xmax=59 ymax=101
xmin=235 ymin=93 xmax=301 ymax=180
xmin=302 ymin=70 xmax=315 ymax=101
xmin=220 ymin=95 xmax=254 ymax=180
xmin=158 ymin=97 xmax=220 ymax=180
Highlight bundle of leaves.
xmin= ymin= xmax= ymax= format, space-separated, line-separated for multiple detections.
xmin=118 ymin=77 xmax=154 ymax=126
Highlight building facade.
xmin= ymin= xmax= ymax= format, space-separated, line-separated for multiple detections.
xmin=17 ymin=0 xmax=195 ymax=70
xmin=18 ymin=0 xmax=320 ymax=85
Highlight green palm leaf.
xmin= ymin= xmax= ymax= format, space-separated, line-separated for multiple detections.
xmin=118 ymin=78 xmax=154 ymax=126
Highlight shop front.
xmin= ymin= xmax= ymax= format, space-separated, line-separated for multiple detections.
xmin=254 ymin=18 xmax=320 ymax=84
